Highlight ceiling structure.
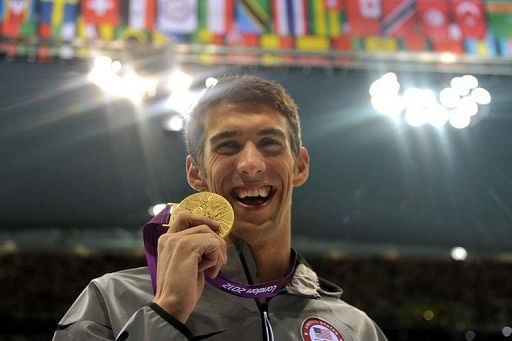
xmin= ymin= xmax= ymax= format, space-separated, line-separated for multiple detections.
xmin=1 ymin=59 xmax=511 ymax=257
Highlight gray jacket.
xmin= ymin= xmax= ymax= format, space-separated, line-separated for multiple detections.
xmin=53 ymin=244 xmax=387 ymax=340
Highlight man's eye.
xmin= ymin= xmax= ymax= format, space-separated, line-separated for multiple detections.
xmin=259 ymin=138 xmax=283 ymax=149
xmin=216 ymin=141 xmax=240 ymax=153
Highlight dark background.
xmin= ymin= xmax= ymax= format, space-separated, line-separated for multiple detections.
xmin=1 ymin=60 xmax=511 ymax=340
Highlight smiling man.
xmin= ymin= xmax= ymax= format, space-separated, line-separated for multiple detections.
xmin=53 ymin=76 xmax=387 ymax=341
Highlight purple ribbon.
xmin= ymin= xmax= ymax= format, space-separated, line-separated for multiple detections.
xmin=143 ymin=205 xmax=297 ymax=298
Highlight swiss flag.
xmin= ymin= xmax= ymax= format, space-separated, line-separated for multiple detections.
xmin=82 ymin=0 xmax=120 ymax=25
xmin=346 ymin=0 xmax=382 ymax=36
xmin=451 ymin=0 xmax=486 ymax=39
xmin=416 ymin=0 xmax=450 ymax=41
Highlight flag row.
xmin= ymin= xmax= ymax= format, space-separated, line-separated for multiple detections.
xmin=1 ymin=0 xmax=512 ymax=58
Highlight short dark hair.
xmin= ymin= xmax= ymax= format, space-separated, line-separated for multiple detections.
xmin=185 ymin=75 xmax=302 ymax=164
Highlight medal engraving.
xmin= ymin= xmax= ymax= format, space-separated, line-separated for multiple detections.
xmin=171 ymin=192 xmax=234 ymax=238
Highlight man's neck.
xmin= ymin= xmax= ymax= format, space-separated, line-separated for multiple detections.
xmin=248 ymin=235 xmax=292 ymax=283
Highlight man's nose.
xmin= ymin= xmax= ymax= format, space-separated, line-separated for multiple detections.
xmin=236 ymin=143 xmax=266 ymax=177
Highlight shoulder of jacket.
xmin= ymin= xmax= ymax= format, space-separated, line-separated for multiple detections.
xmin=91 ymin=267 xmax=150 ymax=291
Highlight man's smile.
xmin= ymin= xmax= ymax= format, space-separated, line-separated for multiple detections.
xmin=230 ymin=185 xmax=276 ymax=208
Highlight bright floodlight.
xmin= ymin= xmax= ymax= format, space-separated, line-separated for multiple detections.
xmin=427 ymin=104 xmax=449 ymax=127
xmin=168 ymin=69 xmax=192 ymax=94
xmin=93 ymin=55 xmax=112 ymax=70
xmin=149 ymin=204 xmax=167 ymax=217
xmin=439 ymin=87 xmax=460 ymax=109
xmin=111 ymin=60 xmax=122 ymax=73
xmin=462 ymin=75 xmax=478 ymax=90
xmin=164 ymin=115 xmax=185 ymax=132
xmin=458 ymin=97 xmax=479 ymax=116
xmin=502 ymin=326 xmax=512 ymax=337
xmin=471 ymin=88 xmax=491 ymax=105
xmin=451 ymin=76 xmax=470 ymax=96
xmin=167 ymin=91 xmax=201 ymax=115
xmin=205 ymin=77 xmax=218 ymax=88
xmin=405 ymin=107 xmax=427 ymax=127
xmin=449 ymin=108 xmax=471 ymax=129
xmin=403 ymin=87 xmax=436 ymax=107
xmin=121 ymin=72 xmax=147 ymax=104
xmin=450 ymin=246 xmax=468 ymax=261
xmin=369 ymin=72 xmax=400 ymax=98
xmin=371 ymin=95 xmax=404 ymax=118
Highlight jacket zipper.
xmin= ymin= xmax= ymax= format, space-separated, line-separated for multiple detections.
xmin=239 ymin=250 xmax=275 ymax=341
xmin=260 ymin=302 xmax=274 ymax=341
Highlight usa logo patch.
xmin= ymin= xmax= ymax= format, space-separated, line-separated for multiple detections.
xmin=301 ymin=317 xmax=344 ymax=341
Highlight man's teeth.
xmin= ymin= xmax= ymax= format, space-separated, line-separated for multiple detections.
xmin=237 ymin=187 xmax=270 ymax=199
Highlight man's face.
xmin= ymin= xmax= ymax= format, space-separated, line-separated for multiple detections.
xmin=186 ymin=103 xmax=309 ymax=242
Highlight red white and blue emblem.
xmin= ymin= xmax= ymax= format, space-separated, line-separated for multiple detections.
xmin=301 ymin=317 xmax=344 ymax=341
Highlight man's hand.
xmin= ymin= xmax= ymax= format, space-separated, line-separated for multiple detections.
xmin=152 ymin=211 xmax=228 ymax=323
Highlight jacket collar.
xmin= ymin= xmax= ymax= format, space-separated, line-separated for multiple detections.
xmin=221 ymin=242 xmax=342 ymax=299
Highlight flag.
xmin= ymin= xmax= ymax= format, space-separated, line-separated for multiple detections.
xmin=206 ymin=0 xmax=233 ymax=34
xmin=3 ymin=0 xmax=35 ymax=37
xmin=313 ymin=327 xmax=334 ymax=340
xmin=157 ymin=0 xmax=198 ymax=34
xmin=38 ymin=0 xmax=53 ymax=39
xmin=127 ymin=0 xmax=156 ymax=30
xmin=61 ymin=0 xmax=78 ymax=40
xmin=332 ymin=34 xmax=353 ymax=50
xmin=498 ymin=38 xmax=512 ymax=56
xmin=486 ymin=2 xmax=512 ymax=39
xmin=416 ymin=0 xmax=450 ymax=41
xmin=381 ymin=0 xmax=418 ymax=38
xmin=345 ymin=0 xmax=381 ymax=36
xmin=464 ymin=32 xmax=497 ymax=56
xmin=451 ymin=0 xmax=486 ymax=39
xmin=82 ymin=0 xmax=120 ymax=26
xmin=364 ymin=36 xmax=398 ymax=51
xmin=237 ymin=0 xmax=272 ymax=34
xmin=308 ymin=0 xmax=343 ymax=37
xmin=296 ymin=35 xmax=329 ymax=51
xmin=271 ymin=0 xmax=308 ymax=37
xmin=431 ymin=36 xmax=464 ymax=53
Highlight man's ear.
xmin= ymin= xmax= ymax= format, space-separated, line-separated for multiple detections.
xmin=293 ymin=147 xmax=310 ymax=187
xmin=186 ymin=155 xmax=208 ymax=191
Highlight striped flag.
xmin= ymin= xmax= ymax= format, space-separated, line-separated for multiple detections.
xmin=381 ymin=0 xmax=418 ymax=37
xmin=308 ymin=0 xmax=343 ymax=37
xmin=60 ymin=0 xmax=78 ymax=40
xmin=486 ymin=1 xmax=512 ymax=39
xmin=38 ymin=0 xmax=53 ymax=39
xmin=236 ymin=0 xmax=271 ymax=34
xmin=498 ymin=38 xmax=512 ymax=56
xmin=128 ymin=0 xmax=156 ymax=30
xmin=271 ymin=0 xmax=308 ymax=37
xmin=206 ymin=0 xmax=233 ymax=34
xmin=464 ymin=32 xmax=497 ymax=56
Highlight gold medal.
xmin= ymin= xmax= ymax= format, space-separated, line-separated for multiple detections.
xmin=166 ymin=192 xmax=234 ymax=238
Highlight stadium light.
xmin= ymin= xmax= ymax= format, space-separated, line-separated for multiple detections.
xmin=163 ymin=115 xmax=185 ymax=132
xmin=148 ymin=204 xmax=167 ymax=217
xmin=450 ymin=246 xmax=468 ymax=261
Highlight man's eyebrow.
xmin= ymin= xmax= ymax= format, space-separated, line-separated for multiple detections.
xmin=209 ymin=131 xmax=238 ymax=145
xmin=258 ymin=128 xmax=286 ymax=139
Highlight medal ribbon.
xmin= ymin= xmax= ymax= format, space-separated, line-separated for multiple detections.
xmin=143 ymin=205 xmax=297 ymax=299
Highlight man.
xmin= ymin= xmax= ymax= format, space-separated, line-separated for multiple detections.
xmin=53 ymin=75 xmax=387 ymax=340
